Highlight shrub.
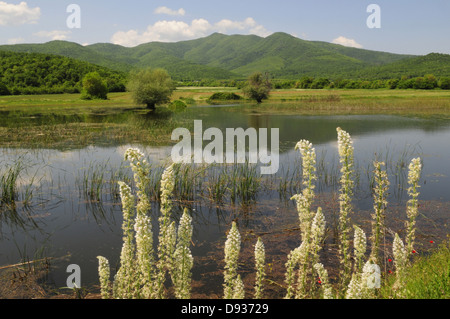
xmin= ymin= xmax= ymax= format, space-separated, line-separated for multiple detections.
xmin=81 ymin=72 xmax=108 ymax=100
xmin=168 ymin=99 xmax=187 ymax=111
xmin=207 ymin=92 xmax=242 ymax=104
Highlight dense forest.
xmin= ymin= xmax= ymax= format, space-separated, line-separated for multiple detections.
xmin=0 ymin=51 xmax=127 ymax=95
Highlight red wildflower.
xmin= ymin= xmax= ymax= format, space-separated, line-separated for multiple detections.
xmin=388 ymin=259 xmax=392 ymax=262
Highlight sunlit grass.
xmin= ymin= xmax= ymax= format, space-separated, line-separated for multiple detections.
xmin=380 ymin=240 xmax=450 ymax=299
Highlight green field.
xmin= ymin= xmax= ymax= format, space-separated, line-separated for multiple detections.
xmin=3 ymin=87 xmax=449 ymax=111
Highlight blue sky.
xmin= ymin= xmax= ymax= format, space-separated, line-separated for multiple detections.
xmin=0 ymin=0 xmax=449 ymax=55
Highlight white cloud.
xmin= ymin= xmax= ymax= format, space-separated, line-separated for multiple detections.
xmin=0 ymin=1 xmax=40 ymax=26
xmin=154 ymin=6 xmax=185 ymax=16
xmin=34 ymin=30 xmax=71 ymax=41
xmin=332 ymin=36 xmax=363 ymax=49
xmin=111 ymin=17 xmax=271 ymax=47
xmin=7 ymin=37 xmax=25 ymax=44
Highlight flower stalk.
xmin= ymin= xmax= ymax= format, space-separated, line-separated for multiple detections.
xmin=405 ymin=158 xmax=422 ymax=256
xmin=254 ymin=237 xmax=266 ymax=299
xmin=336 ymin=127 xmax=355 ymax=290
xmin=224 ymin=222 xmax=243 ymax=299
xmin=370 ymin=161 xmax=389 ymax=265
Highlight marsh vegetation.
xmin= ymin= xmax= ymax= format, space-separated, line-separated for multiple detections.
xmin=0 ymin=88 xmax=449 ymax=299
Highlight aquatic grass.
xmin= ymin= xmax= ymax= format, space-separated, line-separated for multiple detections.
xmin=173 ymin=163 xmax=208 ymax=202
xmin=228 ymin=162 xmax=261 ymax=205
xmin=316 ymin=149 xmax=340 ymax=192
xmin=82 ymin=162 xmax=106 ymax=202
xmin=206 ymin=165 xmax=229 ymax=203
xmin=0 ymin=161 xmax=22 ymax=205
xmin=0 ymin=157 xmax=46 ymax=215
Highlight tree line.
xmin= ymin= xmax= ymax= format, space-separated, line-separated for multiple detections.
xmin=1 ymin=49 xmax=449 ymax=101
xmin=177 ymin=74 xmax=450 ymax=90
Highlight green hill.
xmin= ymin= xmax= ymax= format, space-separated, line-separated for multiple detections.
xmin=1 ymin=32 xmax=449 ymax=81
xmin=0 ymin=41 xmax=133 ymax=73
xmin=0 ymin=50 xmax=127 ymax=95
xmin=348 ymin=53 xmax=450 ymax=79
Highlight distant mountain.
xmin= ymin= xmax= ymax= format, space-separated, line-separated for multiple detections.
xmin=1 ymin=32 xmax=449 ymax=80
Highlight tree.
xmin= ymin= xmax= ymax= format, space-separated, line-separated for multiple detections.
xmin=242 ymin=72 xmax=272 ymax=104
xmin=439 ymin=77 xmax=450 ymax=90
xmin=127 ymin=68 xmax=174 ymax=109
xmin=0 ymin=82 xmax=10 ymax=96
xmin=81 ymin=72 xmax=108 ymax=100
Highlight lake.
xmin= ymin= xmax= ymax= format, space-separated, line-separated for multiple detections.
xmin=0 ymin=105 xmax=449 ymax=298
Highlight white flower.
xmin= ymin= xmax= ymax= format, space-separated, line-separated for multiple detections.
xmin=371 ymin=161 xmax=389 ymax=263
xmin=314 ymin=263 xmax=334 ymax=299
xmin=173 ymin=209 xmax=194 ymax=299
xmin=353 ymin=225 xmax=367 ymax=270
xmin=393 ymin=233 xmax=408 ymax=270
xmin=284 ymin=241 xmax=308 ymax=299
xmin=345 ymin=273 xmax=362 ymax=299
xmin=160 ymin=163 xmax=175 ymax=213
xmin=407 ymin=158 xmax=422 ymax=197
xmin=224 ymin=222 xmax=242 ymax=299
xmin=254 ymin=237 xmax=266 ymax=299
xmin=295 ymin=139 xmax=317 ymax=187
xmin=405 ymin=157 xmax=422 ymax=253
xmin=311 ymin=208 xmax=326 ymax=264
xmin=97 ymin=256 xmax=111 ymax=299
xmin=336 ymin=127 xmax=355 ymax=284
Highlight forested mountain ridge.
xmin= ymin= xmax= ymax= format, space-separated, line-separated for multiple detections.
xmin=0 ymin=32 xmax=449 ymax=85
